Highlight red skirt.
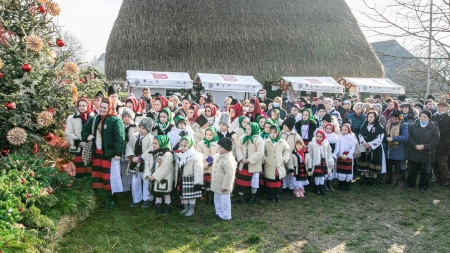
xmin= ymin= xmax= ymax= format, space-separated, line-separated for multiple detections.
xmin=73 ymin=155 xmax=92 ymax=179
xmin=235 ymin=164 xmax=253 ymax=193
xmin=91 ymin=148 xmax=111 ymax=195
xmin=337 ymin=152 xmax=352 ymax=175
xmin=264 ymin=169 xmax=282 ymax=194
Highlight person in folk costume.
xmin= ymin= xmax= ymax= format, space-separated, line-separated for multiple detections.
xmin=307 ymin=129 xmax=335 ymax=195
xmin=211 ymin=137 xmax=237 ymax=221
xmin=140 ymin=88 xmax=152 ymax=113
xmin=205 ymin=105 xmax=220 ymax=131
xmin=357 ymin=111 xmax=387 ymax=186
xmin=234 ymin=122 xmax=265 ymax=204
xmin=107 ymin=86 xmax=123 ymax=114
xmin=92 ymin=91 xmax=104 ymax=115
xmin=81 ymin=98 xmax=125 ymax=209
xmin=144 ymin=135 xmax=175 ymax=214
xmin=175 ymin=94 xmax=192 ymax=119
xmin=382 ymin=110 xmax=409 ymax=186
xmin=322 ymin=113 xmax=340 ymax=133
xmin=187 ymin=104 xmax=204 ymax=144
xmin=218 ymin=113 xmax=235 ymax=139
xmin=194 ymin=114 xmax=209 ymax=145
xmin=263 ymin=124 xmax=291 ymax=202
xmin=229 ymin=103 xmax=244 ymax=131
xmin=269 ymin=108 xmax=283 ymax=127
xmin=204 ymin=93 xmax=222 ymax=119
xmin=234 ymin=116 xmax=250 ymax=142
xmin=120 ymin=108 xmax=138 ymax=195
xmin=174 ymin=136 xmax=204 ymax=217
xmin=257 ymin=115 xmax=267 ymax=132
xmin=260 ymin=120 xmax=274 ymax=140
xmin=153 ymin=107 xmax=174 ymax=136
xmin=335 ymin=123 xmax=358 ymax=191
xmin=287 ymin=140 xmax=312 ymax=197
xmin=125 ymin=98 xmax=145 ymax=125
xmin=281 ymin=117 xmax=302 ymax=192
xmin=154 ymin=95 xmax=169 ymax=116
xmin=245 ymin=98 xmax=264 ymax=122
xmin=65 ymin=97 xmax=96 ymax=178
xmin=125 ymin=117 xmax=155 ymax=208
xmin=323 ymin=123 xmax=339 ymax=191
xmin=196 ymin=126 xmax=220 ymax=205
xmin=294 ymin=108 xmax=318 ymax=148
xmin=314 ymin=104 xmax=327 ymax=129
xmin=167 ymin=115 xmax=195 ymax=150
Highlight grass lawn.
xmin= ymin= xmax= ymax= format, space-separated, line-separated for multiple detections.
xmin=58 ymin=181 xmax=450 ymax=253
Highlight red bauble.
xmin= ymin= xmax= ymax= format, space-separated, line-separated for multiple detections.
xmin=44 ymin=132 xmax=55 ymax=142
xmin=26 ymin=193 xmax=31 ymax=198
xmin=79 ymin=78 xmax=85 ymax=83
xmin=48 ymin=41 xmax=52 ymax=46
xmin=22 ymin=63 xmax=32 ymax=72
xmin=6 ymin=102 xmax=16 ymax=110
xmin=37 ymin=5 xmax=46 ymax=13
xmin=56 ymin=38 xmax=65 ymax=47
xmin=1 ymin=149 xmax=10 ymax=156
xmin=0 ymin=72 xmax=3 ymax=78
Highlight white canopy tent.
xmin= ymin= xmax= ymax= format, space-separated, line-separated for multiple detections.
xmin=126 ymin=70 xmax=193 ymax=97
xmin=272 ymin=77 xmax=344 ymax=101
xmin=338 ymin=77 xmax=405 ymax=95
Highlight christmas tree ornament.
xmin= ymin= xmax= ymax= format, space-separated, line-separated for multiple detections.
xmin=7 ymin=127 xmax=28 ymax=146
xmin=25 ymin=34 xmax=43 ymax=52
xmin=5 ymin=102 xmax=16 ymax=110
xmin=14 ymin=73 xmax=37 ymax=95
xmin=37 ymin=5 xmax=46 ymax=13
xmin=63 ymin=62 xmax=79 ymax=75
xmin=1 ymin=149 xmax=10 ymax=156
xmin=37 ymin=111 xmax=53 ymax=127
xmin=0 ymin=72 xmax=3 ymax=78
xmin=47 ymin=107 xmax=56 ymax=115
xmin=22 ymin=63 xmax=32 ymax=72
xmin=65 ymin=162 xmax=76 ymax=177
xmin=56 ymin=38 xmax=64 ymax=47
xmin=44 ymin=132 xmax=55 ymax=142
xmin=0 ymin=23 xmax=14 ymax=46
xmin=46 ymin=2 xmax=61 ymax=16
xmin=79 ymin=78 xmax=85 ymax=83
xmin=30 ymin=6 xmax=36 ymax=15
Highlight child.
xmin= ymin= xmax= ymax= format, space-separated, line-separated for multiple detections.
xmin=205 ymin=105 xmax=220 ymax=131
xmin=218 ymin=113 xmax=235 ymax=139
xmin=314 ymin=104 xmax=327 ymax=129
xmin=307 ymin=129 xmax=335 ymax=195
xmin=294 ymin=109 xmax=317 ymax=147
xmin=257 ymin=116 xmax=267 ymax=132
xmin=167 ymin=115 xmax=195 ymax=150
xmin=322 ymin=114 xmax=340 ymax=133
xmin=234 ymin=122 xmax=265 ymax=204
xmin=263 ymin=125 xmax=290 ymax=202
xmin=144 ymin=135 xmax=174 ymax=214
xmin=269 ymin=108 xmax=283 ymax=127
xmin=174 ymin=136 xmax=204 ymax=217
xmin=194 ymin=114 xmax=209 ymax=144
xmin=234 ymin=116 xmax=249 ymax=142
xmin=196 ymin=126 xmax=220 ymax=205
xmin=260 ymin=120 xmax=274 ymax=140
xmin=229 ymin=104 xmax=244 ymax=131
xmin=324 ymin=123 xmax=339 ymax=191
xmin=287 ymin=140 xmax=312 ymax=198
xmin=120 ymin=108 xmax=138 ymax=195
xmin=211 ymin=137 xmax=237 ymax=220
xmin=281 ymin=117 xmax=302 ymax=192
xmin=125 ymin=117 xmax=155 ymax=208
xmin=153 ymin=107 xmax=174 ymax=136
xmin=335 ymin=124 xmax=358 ymax=191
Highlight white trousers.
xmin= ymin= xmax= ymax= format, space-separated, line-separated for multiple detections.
xmin=314 ymin=176 xmax=325 ymax=185
xmin=214 ymin=193 xmax=231 ymax=220
xmin=110 ymin=159 xmax=123 ymax=194
xmin=337 ymin=173 xmax=353 ymax=182
xmin=132 ymin=172 xmax=152 ymax=203
xmin=251 ymin=172 xmax=260 ymax=189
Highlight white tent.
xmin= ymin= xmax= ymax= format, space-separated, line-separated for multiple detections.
xmin=126 ymin=70 xmax=193 ymax=89
xmin=273 ymin=77 xmax=344 ymax=93
xmin=338 ymin=77 xmax=405 ymax=94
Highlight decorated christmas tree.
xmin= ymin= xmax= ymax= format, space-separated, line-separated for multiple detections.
xmin=0 ymin=0 xmax=104 ymax=160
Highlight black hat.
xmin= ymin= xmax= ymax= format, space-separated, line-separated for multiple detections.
xmin=317 ymin=104 xmax=326 ymax=111
xmin=94 ymin=91 xmax=104 ymax=99
xmin=398 ymin=95 xmax=406 ymax=102
xmin=418 ymin=99 xmax=425 ymax=105
xmin=228 ymin=95 xmax=235 ymax=100
xmin=322 ymin=114 xmax=332 ymax=123
xmin=373 ymin=94 xmax=381 ymax=99
xmin=391 ymin=110 xmax=402 ymax=119
xmin=196 ymin=114 xmax=208 ymax=127
xmin=282 ymin=117 xmax=296 ymax=130
xmin=427 ymin=95 xmax=435 ymax=100
xmin=205 ymin=93 xmax=215 ymax=104
xmin=231 ymin=98 xmax=239 ymax=105
xmin=107 ymin=86 xmax=116 ymax=96
xmin=218 ymin=137 xmax=233 ymax=151
xmin=420 ymin=110 xmax=432 ymax=120
xmin=414 ymin=103 xmax=424 ymax=110
xmin=305 ymin=103 xmax=312 ymax=109
xmin=154 ymin=92 xmax=162 ymax=97
xmin=182 ymin=94 xmax=192 ymax=102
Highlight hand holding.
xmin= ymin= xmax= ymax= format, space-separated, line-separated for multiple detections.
xmin=114 ymin=156 xmax=121 ymax=161
xmin=87 ymin=135 xmax=94 ymax=141
xmin=132 ymin=157 xmax=140 ymax=163
xmin=363 ymin=143 xmax=370 ymax=149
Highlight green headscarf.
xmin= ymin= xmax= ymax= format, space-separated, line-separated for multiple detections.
xmin=238 ymin=116 xmax=249 ymax=132
xmin=174 ymin=114 xmax=186 ymax=128
xmin=269 ymin=124 xmax=281 ymax=144
xmin=157 ymin=107 xmax=174 ymax=131
xmin=180 ymin=135 xmax=195 ymax=149
xmin=301 ymin=108 xmax=315 ymax=124
xmin=242 ymin=122 xmax=260 ymax=144
xmin=155 ymin=135 xmax=172 ymax=150
xmin=203 ymin=126 xmax=219 ymax=148
xmin=260 ymin=120 xmax=274 ymax=139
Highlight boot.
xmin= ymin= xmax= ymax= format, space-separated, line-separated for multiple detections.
xmin=207 ymin=191 xmax=214 ymax=205
xmin=327 ymin=180 xmax=334 ymax=191
xmin=361 ymin=177 xmax=369 ymax=186
xmin=299 ymin=188 xmax=305 ymax=198
xmin=164 ymin=203 xmax=172 ymax=215
xmin=382 ymin=173 xmax=392 ymax=184
xmin=319 ymin=185 xmax=327 ymax=195
xmin=269 ymin=195 xmax=276 ymax=202
xmin=294 ymin=188 xmax=301 ymax=198
xmin=391 ymin=173 xmax=399 ymax=186
xmin=179 ymin=203 xmax=189 ymax=214
xmin=315 ymin=185 xmax=320 ymax=195
xmin=339 ymin=181 xmax=344 ymax=191
xmin=371 ymin=177 xmax=377 ymax=186
xmin=345 ymin=181 xmax=351 ymax=191
xmin=323 ymin=181 xmax=330 ymax=191
xmin=205 ymin=191 xmax=211 ymax=205
xmin=108 ymin=194 xmax=117 ymax=209
xmin=274 ymin=194 xmax=281 ymax=203
xmin=184 ymin=204 xmax=195 ymax=217
xmin=248 ymin=193 xmax=257 ymax=204
xmin=231 ymin=195 xmax=245 ymax=204
xmin=101 ymin=197 xmax=110 ymax=208
xmin=155 ymin=203 xmax=162 ymax=214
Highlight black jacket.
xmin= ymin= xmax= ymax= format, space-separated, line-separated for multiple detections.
xmin=408 ymin=121 xmax=440 ymax=163
xmin=431 ymin=113 xmax=450 ymax=155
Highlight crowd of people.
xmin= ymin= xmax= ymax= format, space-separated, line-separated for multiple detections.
xmin=64 ymin=86 xmax=449 ymax=221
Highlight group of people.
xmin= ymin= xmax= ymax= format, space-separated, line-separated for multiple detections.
xmin=64 ymin=86 xmax=449 ymax=220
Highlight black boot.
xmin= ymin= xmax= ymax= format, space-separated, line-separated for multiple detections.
xmin=269 ymin=195 xmax=276 ymax=202
xmin=248 ymin=193 xmax=257 ymax=204
xmin=164 ymin=203 xmax=172 ymax=215
xmin=315 ymin=185 xmax=320 ymax=195
xmin=108 ymin=194 xmax=117 ymax=209
xmin=346 ymin=181 xmax=351 ymax=191
xmin=323 ymin=182 xmax=329 ymax=191
xmin=339 ymin=181 xmax=345 ymax=191
xmin=155 ymin=203 xmax=162 ymax=214
xmin=362 ymin=177 xmax=369 ymax=186
xmin=274 ymin=194 xmax=281 ymax=203
xmin=327 ymin=180 xmax=334 ymax=191
xmin=231 ymin=195 xmax=245 ymax=204
xmin=371 ymin=177 xmax=377 ymax=186
xmin=101 ymin=197 xmax=110 ymax=208
xmin=319 ymin=185 xmax=327 ymax=195
xmin=207 ymin=191 xmax=214 ymax=205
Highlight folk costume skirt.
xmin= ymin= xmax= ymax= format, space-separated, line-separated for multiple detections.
xmin=294 ymin=163 xmax=309 ymax=188
xmin=337 ymin=152 xmax=353 ymax=181
xmin=74 ymin=155 xmax=92 ymax=179
xmin=235 ymin=164 xmax=254 ymax=194
xmin=91 ymin=148 xmax=123 ymax=195
xmin=264 ymin=168 xmax=282 ymax=194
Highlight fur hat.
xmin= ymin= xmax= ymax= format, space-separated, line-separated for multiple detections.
xmin=205 ymin=93 xmax=215 ymax=104
xmin=420 ymin=110 xmax=432 ymax=120
xmin=398 ymin=95 xmax=406 ymax=102
xmin=317 ymin=104 xmax=326 ymax=111
xmin=138 ymin=117 xmax=154 ymax=132
xmin=94 ymin=91 xmax=104 ymax=99
xmin=218 ymin=137 xmax=233 ymax=151
xmin=322 ymin=114 xmax=332 ymax=123
xmin=121 ymin=107 xmax=135 ymax=121
xmin=107 ymin=86 xmax=116 ymax=96
xmin=219 ymin=113 xmax=230 ymax=127
xmin=196 ymin=114 xmax=208 ymax=127
xmin=282 ymin=117 xmax=296 ymax=130
xmin=391 ymin=110 xmax=402 ymax=119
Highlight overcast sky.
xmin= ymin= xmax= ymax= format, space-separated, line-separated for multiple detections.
xmin=55 ymin=0 xmax=391 ymax=62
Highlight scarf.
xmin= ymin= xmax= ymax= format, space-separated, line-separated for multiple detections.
xmin=242 ymin=122 xmax=260 ymax=144
xmin=155 ymin=135 xmax=172 ymax=150
xmin=238 ymin=116 xmax=249 ymax=131
xmin=260 ymin=121 xmax=273 ymax=140
xmin=245 ymin=98 xmax=263 ymax=117
xmin=156 ymin=96 xmax=168 ymax=111
xmin=188 ymin=105 xmax=199 ymax=123
xmin=174 ymin=114 xmax=186 ymax=128
xmin=325 ymin=132 xmax=339 ymax=144
xmin=157 ymin=107 xmax=174 ymax=132
xmin=295 ymin=148 xmax=305 ymax=165
xmin=385 ymin=120 xmax=400 ymax=149
xmin=181 ymin=135 xmax=195 ymax=149
xmin=315 ymin=129 xmax=327 ymax=146
xmin=270 ymin=108 xmax=280 ymax=122
xmin=270 ymin=124 xmax=281 ymax=144
xmin=78 ymin=97 xmax=94 ymax=123
xmin=230 ymin=104 xmax=244 ymax=122
xmin=176 ymin=144 xmax=196 ymax=168
xmin=126 ymin=98 xmax=144 ymax=114
xmin=360 ymin=112 xmax=385 ymax=141
xmin=203 ymin=126 xmax=219 ymax=148
xmin=206 ymin=105 xmax=217 ymax=118
xmin=301 ymin=108 xmax=315 ymax=124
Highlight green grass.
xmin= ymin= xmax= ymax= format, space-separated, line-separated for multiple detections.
xmin=57 ymin=181 xmax=450 ymax=253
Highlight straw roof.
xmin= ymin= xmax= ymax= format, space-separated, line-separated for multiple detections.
xmin=105 ymin=0 xmax=384 ymax=81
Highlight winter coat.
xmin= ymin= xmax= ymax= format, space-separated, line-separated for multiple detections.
xmin=175 ymin=152 xmax=204 ymax=186
xmin=287 ymin=151 xmax=312 ymax=175
xmin=281 ymin=132 xmax=302 ymax=150
xmin=334 ymin=133 xmax=358 ymax=160
xmin=196 ymin=140 xmax=219 ymax=174
xmin=307 ymin=138 xmax=335 ymax=172
xmin=81 ymin=116 xmax=125 ymax=159
xmin=211 ymin=152 xmax=237 ymax=194
xmin=236 ymin=135 xmax=265 ymax=173
xmin=347 ymin=113 xmax=366 ymax=139
xmin=263 ymin=139 xmax=291 ymax=180
xmin=125 ymin=133 xmax=154 ymax=175
xmin=431 ymin=113 xmax=450 ymax=156
xmin=124 ymin=125 xmax=139 ymax=143
xmin=383 ymin=122 xmax=409 ymax=160
xmin=230 ymin=118 xmax=240 ymax=132
xmin=190 ymin=123 xmax=204 ymax=144
xmin=408 ymin=121 xmax=440 ymax=163
xmin=144 ymin=151 xmax=174 ymax=194
xmin=65 ymin=111 xmax=95 ymax=154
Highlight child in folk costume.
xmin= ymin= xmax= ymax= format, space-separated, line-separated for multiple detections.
xmin=125 ymin=98 xmax=145 ymax=125
xmin=234 ymin=116 xmax=250 ymax=143
xmin=120 ymin=108 xmax=138 ymax=194
xmin=280 ymin=117 xmax=302 ymax=192
xmin=257 ymin=115 xmax=267 ymax=132
xmin=153 ymin=107 xmax=174 ymax=136
xmin=314 ymin=104 xmax=327 ymax=129
xmin=125 ymin=117 xmax=155 ymax=208
xmin=193 ymin=114 xmax=209 ymax=144
xmin=211 ymin=137 xmax=237 ymax=221
xmin=294 ymin=108 xmax=318 ymax=148
xmin=263 ymin=125 xmax=291 ymax=202
xmin=245 ymin=98 xmax=264 ymax=123
xmin=335 ymin=123 xmax=358 ymax=191
xmin=144 ymin=136 xmax=175 ymax=214
xmin=174 ymin=136 xmax=204 ymax=217
xmin=205 ymin=105 xmax=220 ymax=131
xmin=307 ymin=129 xmax=335 ymax=195
xmin=218 ymin=113 xmax=235 ymax=140
xmin=269 ymin=108 xmax=283 ymax=127
xmin=167 ymin=115 xmax=195 ymax=150
xmin=287 ymin=140 xmax=312 ymax=198
xmin=196 ymin=126 xmax=220 ymax=205
xmin=323 ymin=123 xmax=339 ymax=191
xmin=260 ymin=120 xmax=274 ymax=140
xmin=229 ymin=103 xmax=244 ymax=131
xmin=234 ymin=122 xmax=265 ymax=204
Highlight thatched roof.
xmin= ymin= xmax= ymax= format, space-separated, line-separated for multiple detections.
xmin=105 ymin=0 xmax=384 ymax=81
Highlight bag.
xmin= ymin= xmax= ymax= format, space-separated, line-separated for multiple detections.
xmin=425 ymin=151 xmax=433 ymax=179
xmin=82 ymin=116 xmax=96 ymax=166
xmin=69 ymin=146 xmax=81 ymax=155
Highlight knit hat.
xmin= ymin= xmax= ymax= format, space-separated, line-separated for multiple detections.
xmin=398 ymin=95 xmax=406 ymax=102
xmin=218 ymin=137 xmax=233 ymax=151
xmin=420 ymin=110 xmax=432 ymax=120
xmin=196 ymin=114 xmax=208 ymax=127
xmin=219 ymin=113 xmax=230 ymax=127
xmin=205 ymin=93 xmax=215 ymax=104
xmin=121 ymin=107 xmax=136 ymax=121
xmin=139 ymin=117 xmax=154 ymax=132
xmin=391 ymin=110 xmax=402 ymax=119
xmin=322 ymin=114 xmax=332 ymax=123
xmin=107 ymin=86 xmax=116 ymax=96
xmin=282 ymin=117 xmax=295 ymax=131
xmin=94 ymin=91 xmax=104 ymax=99
xmin=317 ymin=104 xmax=326 ymax=112
xmin=414 ymin=103 xmax=424 ymax=110
xmin=427 ymin=95 xmax=435 ymax=100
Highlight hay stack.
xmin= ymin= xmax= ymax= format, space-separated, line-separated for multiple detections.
xmin=106 ymin=0 xmax=384 ymax=81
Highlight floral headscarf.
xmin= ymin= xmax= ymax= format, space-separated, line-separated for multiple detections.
xmin=203 ymin=126 xmax=219 ymax=148
xmin=245 ymin=98 xmax=263 ymax=117
xmin=315 ymin=129 xmax=327 ymax=146
xmin=174 ymin=114 xmax=186 ymax=128
xmin=181 ymin=135 xmax=195 ymax=149
xmin=156 ymin=96 xmax=168 ymax=111
xmin=205 ymin=105 xmax=217 ymax=117
xmin=242 ymin=122 xmax=260 ymax=144
xmin=270 ymin=108 xmax=280 ymax=121
xmin=101 ymin=98 xmax=117 ymax=117
xmin=260 ymin=120 xmax=274 ymax=139
xmin=157 ymin=107 xmax=174 ymax=131
xmin=155 ymin=135 xmax=172 ymax=151
xmin=126 ymin=98 xmax=144 ymax=114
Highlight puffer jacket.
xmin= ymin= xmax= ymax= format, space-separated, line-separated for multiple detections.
xmin=347 ymin=113 xmax=366 ymax=139
xmin=383 ymin=122 xmax=409 ymax=160
xmin=408 ymin=121 xmax=440 ymax=163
